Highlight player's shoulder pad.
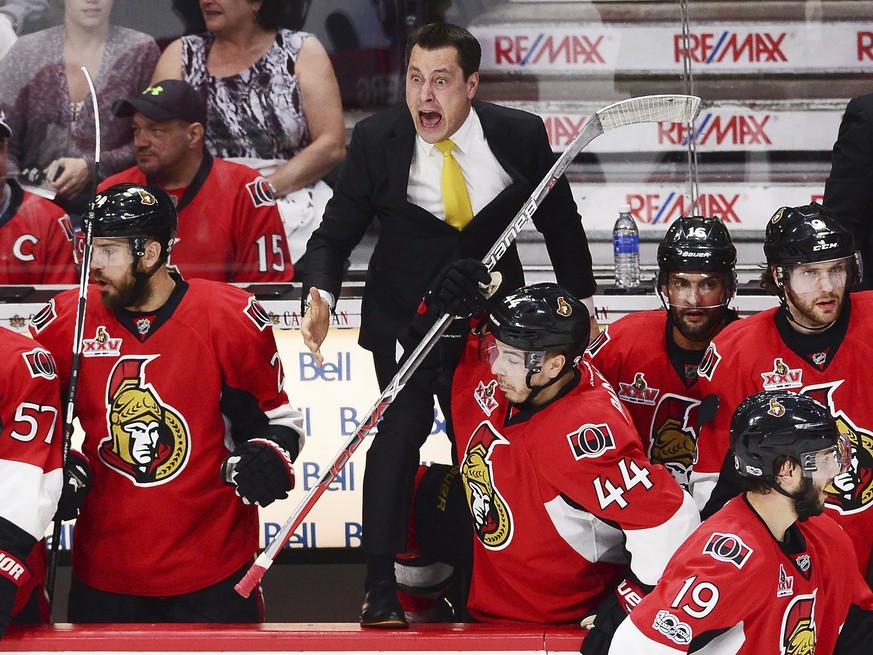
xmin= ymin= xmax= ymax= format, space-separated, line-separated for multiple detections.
xmin=186 ymin=280 xmax=275 ymax=332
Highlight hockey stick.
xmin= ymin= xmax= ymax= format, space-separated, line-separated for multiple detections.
xmin=234 ymin=94 xmax=701 ymax=597
xmin=45 ymin=66 xmax=100 ymax=606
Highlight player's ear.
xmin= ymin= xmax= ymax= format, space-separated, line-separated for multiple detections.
xmin=545 ymin=353 xmax=565 ymax=380
xmin=141 ymin=238 xmax=163 ymax=269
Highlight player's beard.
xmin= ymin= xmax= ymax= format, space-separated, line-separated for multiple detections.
xmin=670 ymin=305 xmax=724 ymax=344
xmin=94 ymin=268 xmax=144 ymax=309
xmin=784 ymin=285 xmax=845 ymax=331
xmin=793 ymin=475 xmax=828 ymax=522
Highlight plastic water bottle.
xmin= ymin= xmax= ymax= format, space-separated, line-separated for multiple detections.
xmin=613 ymin=204 xmax=640 ymax=288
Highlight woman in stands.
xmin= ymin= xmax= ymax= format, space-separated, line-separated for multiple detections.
xmin=0 ymin=0 xmax=158 ymax=216
xmin=151 ymin=0 xmax=346 ymax=272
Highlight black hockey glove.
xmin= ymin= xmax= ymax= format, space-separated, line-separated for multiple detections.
xmin=55 ymin=450 xmax=93 ymax=522
xmin=0 ymin=548 xmax=31 ymax=639
xmin=580 ymin=576 xmax=652 ymax=655
xmin=222 ymin=438 xmax=295 ymax=508
xmin=426 ymin=259 xmax=492 ymax=320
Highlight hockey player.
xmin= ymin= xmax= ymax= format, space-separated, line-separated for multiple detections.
xmin=693 ymin=203 xmax=873 ymax=589
xmin=0 ymin=114 xmax=75 ymax=284
xmin=102 ymin=79 xmax=293 ymax=283
xmin=29 ymin=183 xmax=304 ymax=622
xmin=404 ymin=269 xmax=698 ymax=626
xmin=588 ymin=216 xmax=738 ymax=488
xmin=0 ymin=327 xmax=62 ymax=638
xmin=609 ymin=391 xmax=873 ymax=654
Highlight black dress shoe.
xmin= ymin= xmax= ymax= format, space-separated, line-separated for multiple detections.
xmin=360 ymin=582 xmax=408 ymax=628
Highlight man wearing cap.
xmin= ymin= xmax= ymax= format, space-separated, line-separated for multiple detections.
xmin=101 ymin=79 xmax=293 ymax=283
xmin=0 ymin=114 xmax=76 ymax=284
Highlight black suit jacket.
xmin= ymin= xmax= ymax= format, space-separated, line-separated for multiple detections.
xmin=825 ymin=93 xmax=873 ymax=290
xmin=303 ymin=100 xmax=597 ymax=355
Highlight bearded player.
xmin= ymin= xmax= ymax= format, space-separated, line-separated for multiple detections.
xmin=693 ymin=203 xmax=873 ymax=608
xmin=610 ymin=391 xmax=873 ymax=654
xmin=29 ymin=183 xmax=303 ymax=623
xmin=397 ymin=267 xmax=698 ymax=633
xmin=588 ymin=216 xmax=738 ymax=488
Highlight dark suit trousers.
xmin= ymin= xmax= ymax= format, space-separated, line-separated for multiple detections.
xmin=363 ymin=338 xmax=462 ymax=557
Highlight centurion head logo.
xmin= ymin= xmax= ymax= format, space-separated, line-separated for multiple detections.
xmin=98 ymin=356 xmax=190 ymax=485
xmin=461 ymin=422 xmax=513 ymax=550
xmin=780 ymin=592 xmax=817 ymax=655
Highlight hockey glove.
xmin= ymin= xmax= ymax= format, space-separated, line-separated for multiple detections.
xmin=427 ymin=259 xmax=492 ymax=320
xmin=55 ymin=450 xmax=93 ymax=522
xmin=222 ymin=438 xmax=295 ymax=508
xmin=580 ymin=576 xmax=652 ymax=655
xmin=0 ymin=548 xmax=30 ymax=639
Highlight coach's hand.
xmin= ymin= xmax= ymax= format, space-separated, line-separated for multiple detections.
xmin=222 ymin=438 xmax=295 ymax=508
xmin=302 ymin=288 xmax=330 ymax=367
xmin=55 ymin=450 xmax=93 ymax=521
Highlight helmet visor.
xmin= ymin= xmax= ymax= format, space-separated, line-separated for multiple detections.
xmin=799 ymin=432 xmax=851 ymax=479
xmin=784 ymin=256 xmax=852 ymax=295
xmin=477 ymin=330 xmax=545 ymax=374
xmin=78 ymin=236 xmax=132 ymax=268
xmin=663 ymin=272 xmax=731 ymax=309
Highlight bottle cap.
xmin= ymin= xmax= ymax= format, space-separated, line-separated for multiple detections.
xmin=619 ymin=204 xmax=631 ymax=213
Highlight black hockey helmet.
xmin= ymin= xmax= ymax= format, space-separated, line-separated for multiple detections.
xmin=483 ymin=283 xmax=590 ymax=373
xmin=730 ymin=390 xmax=847 ymax=481
xmin=657 ymin=216 xmax=737 ymax=288
xmin=82 ymin=183 xmax=177 ymax=263
xmin=764 ymin=203 xmax=859 ymax=280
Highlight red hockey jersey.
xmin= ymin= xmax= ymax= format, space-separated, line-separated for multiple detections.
xmin=451 ymin=336 xmax=699 ymax=623
xmin=0 ymin=327 xmax=62 ymax=617
xmin=30 ymin=279 xmax=303 ymax=595
xmin=588 ymin=310 xmax=709 ymax=489
xmin=100 ymin=155 xmax=292 ymax=283
xmin=611 ymin=495 xmax=873 ymax=654
xmin=0 ymin=184 xmax=76 ymax=284
xmin=694 ymin=293 xmax=873 ymax=579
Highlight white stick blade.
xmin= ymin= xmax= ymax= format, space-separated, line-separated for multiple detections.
xmin=597 ymin=94 xmax=701 ymax=132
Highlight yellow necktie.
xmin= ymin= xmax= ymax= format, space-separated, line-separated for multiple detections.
xmin=436 ymin=139 xmax=473 ymax=230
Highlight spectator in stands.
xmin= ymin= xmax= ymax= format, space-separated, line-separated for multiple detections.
xmin=825 ymin=92 xmax=873 ymax=290
xmin=151 ymin=0 xmax=345 ymax=272
xmin=0 ymin=0 xmax=159 ymax=217
xmin=300 ymin=23 xmax=598 ymax=628
xmin=0 ymin=112 xmax=76 ymax=284
xmin=587 ymin=216 xmax=739 ymax=490
xmin=0 ymin=0 xmax=49 ymax=58
xmin=101 ymin=79 xmax=293 ymax=284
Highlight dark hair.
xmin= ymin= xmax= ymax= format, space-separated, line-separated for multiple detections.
xmin=758 ymin=266 xmax=780 ymax=295
xmin=406 ymin=23 xmax=481 ymax=79
xmin=253 ymin=0 xmax=287 ymax=30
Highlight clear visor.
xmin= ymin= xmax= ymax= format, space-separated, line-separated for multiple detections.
xmin=662 ymin=272 xmax=730 ymax=309
xmin=799 ymin=432 xmax=851 ymax=479
xmin=78 ymin=236 xmax=132 ymax=268
xmin=477 ymin=330 xmax=545 ymax=374
xmin=784 ymin=256 xmax=852 ymax=294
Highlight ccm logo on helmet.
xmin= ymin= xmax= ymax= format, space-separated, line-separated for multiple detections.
xmin=703 ymin=532 xmax=753 ymax=569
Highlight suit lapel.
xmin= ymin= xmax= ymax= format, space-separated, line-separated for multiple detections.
xmin=476 ymin=100 xmax=526 ymax=184
xmin=386 ymin=112 xmax=417 ymax=202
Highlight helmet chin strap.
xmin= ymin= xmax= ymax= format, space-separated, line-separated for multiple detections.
xmin=521 ymin=358 xmax=576 ymax=406
xmin=766 ymin=475 xmax=819 ymax=522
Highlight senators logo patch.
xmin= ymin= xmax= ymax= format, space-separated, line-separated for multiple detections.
xmin=804 ymin=383 xmax=873 ymax=516
xmin=474 ymin=379 xmax=498 ymax=416
xmin=29 ymin=300 xmax=57 ymax=334
xmin=761 ymin=358 xmax=803 ymax=390
xmin=555 ymin=296 xmax=572 ymax=317
xmin=697 ymin=342 xmax=721 ymax=381
xmin=83 ymin=326 xmax=122 ymax=358
xmin=244 ymin=296 xmax=273 ymax=331
xmin=703 ymin=532 xmax=753 ymax=569
xmin=22 ymin=348 xmax=57 ymax=380
xmin=98 ymin=356 xmax=190 ymax=486
xmin=461 ymin=422 xmax=513 ymax=550
xmin=618 ymin=372 xmax=660 ymax=406
xmin=246 ymin=177 xmax=277 ymax=208
xmin=649 ymin=394 xmax=699 ymax=488
xmin=567 ymin=423 xmax=616 ymax=460
xmin=780 ymin=592 xmax=817 ymax=655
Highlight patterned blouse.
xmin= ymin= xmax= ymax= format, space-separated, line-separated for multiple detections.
xmin=181 ymin=29 xmax=312 ymax=161
xmin=0 ymin=25 xmax=159 ymax=179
